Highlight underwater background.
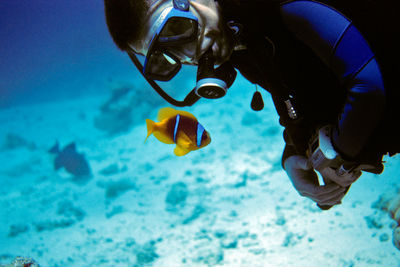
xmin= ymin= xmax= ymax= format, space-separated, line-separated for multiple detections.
xmin=1 ymin=1 xmax=400 ymax=266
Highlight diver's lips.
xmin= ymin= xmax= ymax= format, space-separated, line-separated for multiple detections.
xmin=211 ymin=34 xmax=233 ymax=64
xmin=196 ymin=42 xmax=227 ymax=65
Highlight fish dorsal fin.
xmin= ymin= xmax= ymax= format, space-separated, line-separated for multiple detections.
xmin=174 ymin=146 xmax=191 ymax=156
xmin=157 ymin=107 xmax=196 ymax=121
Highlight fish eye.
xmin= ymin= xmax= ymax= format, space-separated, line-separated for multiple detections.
xmin=201 ymin=131 xmax=209 ymax=142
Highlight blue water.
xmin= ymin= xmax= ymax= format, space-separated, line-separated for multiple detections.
xmin=1 ymin=1 xmax=400 ymax=266
xmin=0 ymin=0 xmax=132 ymax=108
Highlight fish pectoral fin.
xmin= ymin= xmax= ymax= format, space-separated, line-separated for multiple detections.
xmin=174 ymin=145 xmax=191 ymax=156
xmin=176 ymin=132 xmax=192 ymax=148
xmin=174 ymin=132 xmax=192 ymax=156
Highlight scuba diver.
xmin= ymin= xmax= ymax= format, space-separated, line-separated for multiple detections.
xmin=103 ymin=0 xmax=400 ymax=209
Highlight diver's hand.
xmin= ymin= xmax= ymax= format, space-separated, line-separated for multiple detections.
xmin=318 ymin=166 xmax=362 ymax=187
xmin=284 ymin=155 xmax=348 ymax=207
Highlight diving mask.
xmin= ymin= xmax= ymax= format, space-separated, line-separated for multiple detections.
xmin=143 ymin=0 xmax=199 ymax=81
xmin=128 ymin=0 xmax=237 ymax=107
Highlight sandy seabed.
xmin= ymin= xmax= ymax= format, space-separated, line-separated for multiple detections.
xmin=0 ymin=83 xmax=399 ymax=267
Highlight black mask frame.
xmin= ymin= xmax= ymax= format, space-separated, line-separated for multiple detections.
xmin=127 ymin=0 xmax=201 ymax=107
xmin=128 ymin=50 xmax=201 ymax=107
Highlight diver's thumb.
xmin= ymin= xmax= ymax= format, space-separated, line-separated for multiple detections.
xmin=289 ymin=155 xmax=312 ymax=170
xmin=298 ymin=156 xmax=312 ymax=170
xmin=145 ymin=119 xmax=155 ymax=143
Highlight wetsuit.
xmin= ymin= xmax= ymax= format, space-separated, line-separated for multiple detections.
xmin=219 ymin=0 xmax=399 ymax=169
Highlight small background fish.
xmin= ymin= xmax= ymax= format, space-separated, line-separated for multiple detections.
xmin=49 ymin=141 xmax=92 ymax=177
xmin=145 ymin=107 xmax=211 ymax=156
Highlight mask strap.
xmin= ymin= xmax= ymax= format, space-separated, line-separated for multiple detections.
xmin=127 ymin=50 xmax=200 ymax=107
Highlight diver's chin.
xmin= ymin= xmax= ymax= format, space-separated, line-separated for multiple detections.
xmin=215 ymin=52 xmax=232 ymax=65
xmin=214 ymin=49 xmax=233 ymax=66
xmin=213 ymin=42 xmax=234 ymax=65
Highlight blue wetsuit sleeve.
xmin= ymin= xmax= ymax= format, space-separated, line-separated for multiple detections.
xmin=280 ymin=0 xmax=386 ymax=159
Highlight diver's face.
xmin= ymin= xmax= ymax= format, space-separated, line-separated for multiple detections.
xmin=132 ymin=0 xmax=233 ymax=65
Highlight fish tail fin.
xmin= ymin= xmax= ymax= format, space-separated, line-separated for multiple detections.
xmin=145 ymin=119 xmax=156 ymax=143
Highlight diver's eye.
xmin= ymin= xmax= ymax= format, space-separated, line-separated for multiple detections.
xmin=160 ymin=18 xmax=197 ymax=40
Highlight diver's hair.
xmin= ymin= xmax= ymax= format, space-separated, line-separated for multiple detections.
xmin=104 ymin=0 xmax=149 ymax=51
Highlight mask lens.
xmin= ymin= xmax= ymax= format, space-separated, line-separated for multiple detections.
xmin=159 ymin=17 xmax=197 ymax=43
xmin=144 ymin=8 xmax=199 ymax=81
xmin=145 ymin=50 xmax=181 ymax=81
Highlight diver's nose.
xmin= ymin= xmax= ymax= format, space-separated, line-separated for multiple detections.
xmin=168 ymin=40 xmax=198 ymax=64
xmin=181 ymin=42 xmax=198 ymax=62
xmin=197 ymin=29 xmax=218 ymax=59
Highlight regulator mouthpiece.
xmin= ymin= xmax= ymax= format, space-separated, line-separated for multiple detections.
xmin=195 ymin=49 xmax=237 ymax=99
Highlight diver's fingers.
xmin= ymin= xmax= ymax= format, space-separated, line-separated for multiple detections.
xmin=300 ymin=184 xmax=347 ymax=204
xmin=291 ymin=155 xmax=312 ymax=170
xmin=320 ymin=167 xmax=362 ymax=187
xmin=317 ymin=191 xmax=346 ymax=206
xmin=315 ymin=186 xmax=347 ymax=206
xmin=284 ymin=155 xmax=347 ymax=206
xmin=298 ymin=183 xmax=342 ymax=198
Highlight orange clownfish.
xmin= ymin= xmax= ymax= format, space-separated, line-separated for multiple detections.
xmin=145 ymin=107 xmax=211 ymax=156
